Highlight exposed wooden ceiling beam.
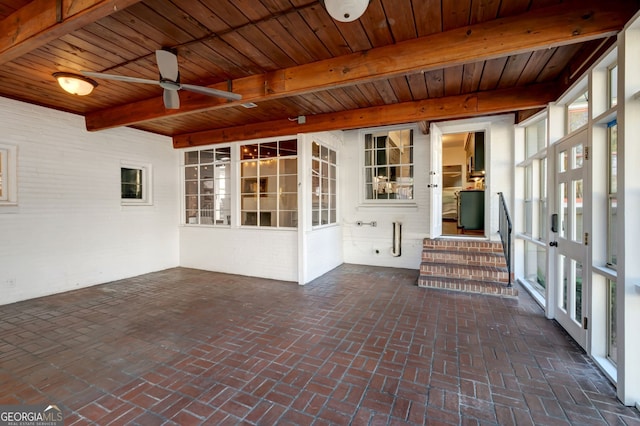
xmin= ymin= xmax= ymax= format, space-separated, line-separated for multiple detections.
xmin=173 ymin=82 xmax=559 ymax=148
xmin=86 ymin=0 xmax=635 ymax=132
xmin=0 ymin=0 xmax=144 ymax=65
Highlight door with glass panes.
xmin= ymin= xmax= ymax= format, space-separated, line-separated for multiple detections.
xmin=552 ymin=129 xmax=588 ymax=349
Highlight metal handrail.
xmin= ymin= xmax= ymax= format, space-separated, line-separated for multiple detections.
xmin=497 ymin=192 xmax=513 ymax=287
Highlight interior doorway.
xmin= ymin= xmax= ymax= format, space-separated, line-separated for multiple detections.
xmin=441 ymin=132 xmax=485 ymax=236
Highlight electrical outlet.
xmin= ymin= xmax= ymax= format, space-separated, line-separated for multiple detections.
xmin=371 ymin=221 xmax=377 ymax=227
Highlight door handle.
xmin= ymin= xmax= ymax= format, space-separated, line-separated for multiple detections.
xmin=549 ymin=241 xmax=558 ymax=247
xmin=427 ymin=184 xmax=438 ymax=188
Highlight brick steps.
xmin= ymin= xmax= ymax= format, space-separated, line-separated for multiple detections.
xmin=418 ymin=238 xmax=517 ymax=297
xmin=419 ymin=262 xmax=509 ymax=283
xmin=417 ymin=276 xmax=517 ymax=297
xmin=422 ymin=250 xmax=507 ymax=268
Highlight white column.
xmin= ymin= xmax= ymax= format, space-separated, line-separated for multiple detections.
xmin=544 ymin=102 xmax=565 ymax=320
xmin=297 ymin=134 xmax=310 ymax=285
xmin=616 ymin=13 xmax=640 ymax=406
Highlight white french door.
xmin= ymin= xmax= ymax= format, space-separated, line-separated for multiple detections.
xmin=429 ymin=123 xmax=443 ymax=238
xmin=552 ymin=129 xmax=589 ymax=349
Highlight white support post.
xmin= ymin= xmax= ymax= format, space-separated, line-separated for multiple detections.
xmin=616 ymin=14 xmax=640 ymax=406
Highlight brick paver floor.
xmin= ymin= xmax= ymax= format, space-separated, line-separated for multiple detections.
xmin=1 ymin=264 xmax=639 ymax=425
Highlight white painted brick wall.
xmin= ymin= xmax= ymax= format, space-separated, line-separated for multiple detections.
xmin=180 ymin=227 xmax=298 ymax=282
xmin=179 ymin=132 xmax=344 ymax=284
xmin=304 ymin=225 xmax=343 ymax=282
xmin=0 ymin=97 xmax=515 ymax=304
xmin=339 ymin=117 xmax=514 ymax=269
xmin=0 ymin=97 xmax=179 ymax=305
xmin=340 ymin=127 xmax=429 ymax=270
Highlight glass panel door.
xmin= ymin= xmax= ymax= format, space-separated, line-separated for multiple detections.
xmin=552 ymin=130 xmax=588 ymax=349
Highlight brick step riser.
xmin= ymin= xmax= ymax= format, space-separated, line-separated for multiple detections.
xmin=417 ymin=278 xmax=518 ymax=297
xmin=421 ymin=251 xmax=507 ymax=268
xmin=419 ymin=267 xmax=510 ymax=283
xmin=422 ymin=239 xmax=504 ymax=252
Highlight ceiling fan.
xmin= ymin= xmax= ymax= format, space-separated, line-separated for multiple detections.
xmin=81 ymin=49 xmax=242 ymax=109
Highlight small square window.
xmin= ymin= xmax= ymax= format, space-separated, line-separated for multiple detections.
xmin=121 ymin=168 xmax=143 ymax=199
xmin=0 ymin=143 xmax=17 ymax=205
xmin=121 ymin=162 xmax=152 ymax=205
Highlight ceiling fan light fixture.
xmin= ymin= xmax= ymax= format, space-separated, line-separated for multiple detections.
xmin=324 ymin=0 xmax=369 ymax=22
xmin=53 ymin=72 xmax=98 ymax=96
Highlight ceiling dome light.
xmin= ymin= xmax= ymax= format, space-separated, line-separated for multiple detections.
xmin=53 ymin=72 xmax=98 ymax=96
xmin=324 ymin=0 xmax=369 ymax=22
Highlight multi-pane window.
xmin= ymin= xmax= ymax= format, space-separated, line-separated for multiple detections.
xmin=567 ymin=91 xmax=589 ymax=133
xmin=524 ymin=164 xmax=533 ymax=236
xmin=521 ymin=118 xmax=548 ymax=241
xmin=241 ymin=139 xmax=297 ymax=228
xmin=539 ymin=158 xmax=547 ymax=241
xmin=608 ymin=64 xmax=618 ymax=108
xmin=517 ymin=117 xmax=548 ymax=297
xmin=604 ymin=120 xmax=618 ymax=365
xmin=364 ymin=129 xmax=413 ymax=201
xmin=184 ymin=147 xmax=231 ymax=225
xmin=312 ymin=141 xmax=337 ymax=227
xmin=525 ymin=118 xmax=546 ymax=158
xmin=607 ymin=121 xmax=618 ymax=267
xmin=121 ymin=162 xmax=152 ymax=205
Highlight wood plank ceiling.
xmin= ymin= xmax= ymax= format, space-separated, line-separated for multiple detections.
xmin=0 ymin=0 xmax=637 ymax=147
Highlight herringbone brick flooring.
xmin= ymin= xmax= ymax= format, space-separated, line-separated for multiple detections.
xmin=1 ymin=265 xmax=639 ymax=425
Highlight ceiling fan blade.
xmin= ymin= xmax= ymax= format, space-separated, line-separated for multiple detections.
xmin=181 ymin=84 xmax=242 ymax=101
xmin=81 ymin=71 xmax=159 ymax=86
xmin=156 ymin=49 xmax=179 ymax=81
xmin=163 ymin=89 xmax=180 ymax=109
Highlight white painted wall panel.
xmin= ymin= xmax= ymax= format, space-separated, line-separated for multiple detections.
xmin=486 ymin=116 xmax=516 ymax=240
xmin=304 ymin=225 xmax=343 ymax=283
xmin=179 ymin=227 xmax=298 ymax=282
xmin=0 ymin=97 xmax=179 ymax=305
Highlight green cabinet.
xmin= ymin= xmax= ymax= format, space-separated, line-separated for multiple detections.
xmin=466 ymin=132 xmax=485 ymax=177
xmin=473 ymin=132 xmax=484 ymax=172
xmin=458 ymin=190 xmax=484 ymax=230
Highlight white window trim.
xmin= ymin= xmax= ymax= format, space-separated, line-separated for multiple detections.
xmin=182 ymin=146 xmax=233 ymax=227
xmin=557 ymin=81 xmax=589 ymax=138
xmin=359 ymin=125 xmax=416 ymax=206
xmin=0 ymin=143 xmax=17 ymax=206
xmin=311 ymin=141 xmax=338 ymax=228
xmin=239 ymin=138 xmax=299 ymax=228
xmin=121 ymin=161 xmax=153 ymax=206
xmin=566 ymin=89 xmax=589 ymax=135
